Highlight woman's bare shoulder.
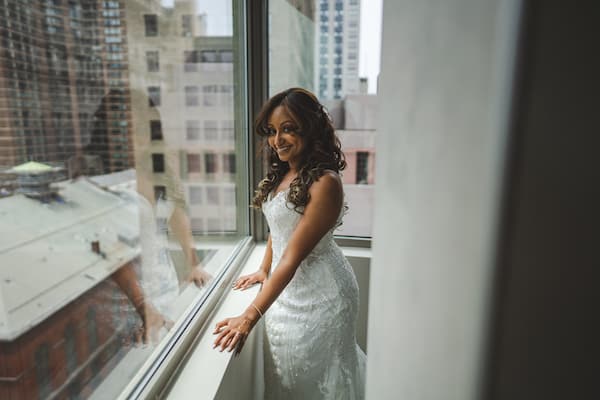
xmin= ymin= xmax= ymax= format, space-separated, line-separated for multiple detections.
xmin=309 ymin=170 xmax=343 ymax=199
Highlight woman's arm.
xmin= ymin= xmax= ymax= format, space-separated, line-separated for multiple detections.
xmin=232 ymin=234 xmax=273 ymax=290
xmin=214 ymin=172 xmax=343 ymax=352
xmin=169 ymin=206 xmax=212 ymax=287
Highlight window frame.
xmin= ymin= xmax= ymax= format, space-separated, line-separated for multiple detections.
xmin=117 ymin=0 xmax=370 ymax=397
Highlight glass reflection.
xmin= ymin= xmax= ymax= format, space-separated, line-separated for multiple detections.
xmin=0 ymin=0 xmax=243 ymax=398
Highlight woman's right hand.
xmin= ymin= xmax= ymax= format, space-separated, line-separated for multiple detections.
xmin=232 ymin=270 xmax=267 ymax=290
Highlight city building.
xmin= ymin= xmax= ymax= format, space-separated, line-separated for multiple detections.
xmin=315 ymin=0 xmax=361 ymax=100
xmin=0 ymin=0 xmax=134 ymax=173
xmin=0 ymin=177 xmax=141 ymax=399
xmin=124 ymin=0 xmax=238 ymax=234
xmin=336 ymin=92 xmax=377 ymax=237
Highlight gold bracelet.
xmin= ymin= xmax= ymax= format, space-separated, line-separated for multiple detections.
xmin=250 ymin=303 xmax=263 ymax=318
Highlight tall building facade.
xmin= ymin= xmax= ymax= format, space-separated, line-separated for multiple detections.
xmin=125 ymin=0 xmax=238 ymax=234
xmin=316 ymin=0 xmax=360 ymax=100
xmin=0 ymin=0 xmax=134 ymax=173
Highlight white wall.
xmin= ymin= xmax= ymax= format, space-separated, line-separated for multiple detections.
xmin=366 ymin=0 xmax=521 ymax=399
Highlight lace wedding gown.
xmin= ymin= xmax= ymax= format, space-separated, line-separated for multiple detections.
xmin=262 ymin=189 xmax=366 ymax=400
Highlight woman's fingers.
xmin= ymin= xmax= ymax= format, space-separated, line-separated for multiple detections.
xmin=220 ymin=331 xmax=235 ymax=351
xmin=232 ymin=277 xmax=247 ymax=290
xmin=234 ymin=335 xmax=246 ymax=355
xmin=214 ymin=319 xmax=229 ymax=334
xmin=228 ymin=332 xmax=243 ymax=352
xmin=213 ymin=328 xmax=230 ymax=348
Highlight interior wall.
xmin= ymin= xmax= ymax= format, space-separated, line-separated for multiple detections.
xmin=484 ymin=1 xmax=600 ymax=399
xmin=366 ymin=0 xmax=521 ymax=399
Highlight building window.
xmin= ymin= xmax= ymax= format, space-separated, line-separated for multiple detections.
xmin=221 ymin=120 xmax=234 ymax=141
xmin=146 ymin=51 xmax=159 ymax=72
xmin=206 ymin=186 xmax=219 ymax=205
xmin=184 ymin=50 xmax=199 ymax=72
xmin=223 ymin=153 xmax=236 ymax=174
xmin=223 ymin=186 xmax=236 ymax=206
xmin=185 ymin=86 xmax=199 ymax=106
xmin=356 ymin=152 xmax=369 ymax=184
xmin=187 ymin=153 xmax=201 ymax=173
xmin=200 ymin=50 xmax=217 ymax=63
xmin=64 ymin=324 xmax=77 ymax=374
xmin=220 ymin=50 xmax=233 ymax=63
xmin=148 ymin=86 xmax=160 ymax=106
xmin=150 ymin=120 xmax=162 ymax=140
xmin=203 ymin=85 xmax=218 ymax=106
xmin=152 ymin=153 xmax=165 ymax=173
xmin=204 ymin=120 xmax=218 ymax=141
xmin=182 ymin=14 xmax=192 ymax=36
xmin=154 ymin=185 xmax=166 ymax=201
xmin=144 ymin=14 xmax=158 ymax=36
xmin=35 ymin=344 xmax=51 ymax=399
xmin=205 ymin=152 xmax=216 ymax=173
xmin=87 ymin=306 xmax=98 ymax=349
xmin=186 ymin=120 xmax=201 ymax=140
xmin=189 ymin=187 xmax=203 ymax=204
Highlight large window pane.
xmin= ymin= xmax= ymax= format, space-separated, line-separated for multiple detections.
xmin=0 ymin=1 xmax=246 ymax=399
xmin=269 ymin=0 xmax=381 ymax=238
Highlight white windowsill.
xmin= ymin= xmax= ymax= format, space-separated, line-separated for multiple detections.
xmin=166 ymin=244 xmax=266 ymax=399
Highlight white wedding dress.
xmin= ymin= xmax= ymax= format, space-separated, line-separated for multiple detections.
xmin=262 ymin=189 xmax=366 ymax=400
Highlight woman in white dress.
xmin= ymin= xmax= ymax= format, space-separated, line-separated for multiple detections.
xmin=213 ymin=88 xmax=366 ymax=399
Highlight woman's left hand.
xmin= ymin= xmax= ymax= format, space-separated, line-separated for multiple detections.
xmin=213 ymin=314 xmax=256 ymax=354
xmin=187 ymin=265 xmax=212 ymax=288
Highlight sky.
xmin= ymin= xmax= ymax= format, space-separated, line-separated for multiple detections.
xmin=359 ymin=0 xmax=383 ymax=93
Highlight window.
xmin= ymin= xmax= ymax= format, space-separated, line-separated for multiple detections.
xmin=189 ymin=186 xmax=203 ymax=204
xmin=64 ymin=324 xmax=77 ymax=374
xmin=220 ymin=50 xmax=233 ymax=63
xmin=186 ymin=120 xmax=201 ymax=140
xmin=150 ymin=120 xmax=162 ymax=140
xmin=200 ymin=50 xmax=217 ymax=63
xmin=35 ymin=343 xmax=51 ymax=398
xmin=2 ymin=2 xmax=249 ymax=398
xmin=221 ymin=120 xmax=234 ymax=141
xmin=185 ymin=86 xmax=199 ymax=106
xmin=223 ymin=153 xmax=236 ymax=173
xmin=182 ymin=14 xmax=192 ymax=36
xmin=152 ymin=153 xmax=165 ymax=173
xmin=148 ymin=86 xmax=160 ymax=106
xmin=206 ymin=186 xmax=219 ymax=205
xmin=204 ymin=152 xmax=216 ymax=173
xmin=204 ymin=120 xmax=218 ymax=141
xmin=144 ymin=14 xmax=158 ymax=36
xmin=146 ymin=50 xmax=159 ymax=72
xmin=356 ymin=152 xmax=369 ymax=184
xmin=154 ymin=185 xmax=166 ymax=201
xmin=202 ymin=85 xmax=217 ymax=106
xmin=184 ymin=50 xmax=199 ymax=72
xmin=187 ymin=153 xmax=201 ymax=173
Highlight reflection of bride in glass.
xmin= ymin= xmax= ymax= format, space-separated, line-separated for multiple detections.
xmin=213 ymin=88 xmax=366 ymax=399
xmin=83 ymin=88 xmax=211 ymax=344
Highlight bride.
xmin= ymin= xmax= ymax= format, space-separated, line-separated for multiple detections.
xmin=213 ymin=87 xmax=366 ymax=399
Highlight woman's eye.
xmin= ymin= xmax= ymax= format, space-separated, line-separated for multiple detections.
xmin=282 ymin=126 xmax=295 ymax=133
xmin=264 ymin=127 xmax=276 ymax=136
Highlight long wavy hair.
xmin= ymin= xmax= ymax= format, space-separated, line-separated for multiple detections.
xmin=251 ymin=88 xmax=346 ymax=212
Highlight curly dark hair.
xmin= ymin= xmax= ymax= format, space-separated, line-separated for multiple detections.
xmin=251 ymin=87 xmax=346 ymax=212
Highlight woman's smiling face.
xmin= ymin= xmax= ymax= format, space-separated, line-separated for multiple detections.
xmin=266 ymin=105 xmax=305 ymax=170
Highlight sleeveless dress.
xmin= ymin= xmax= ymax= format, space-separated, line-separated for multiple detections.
xmin=262 ymin=189 xmax=366 ymax=400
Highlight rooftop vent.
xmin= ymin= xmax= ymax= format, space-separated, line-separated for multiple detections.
xmin=4 ymin=161 xmax=65 ymax=200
